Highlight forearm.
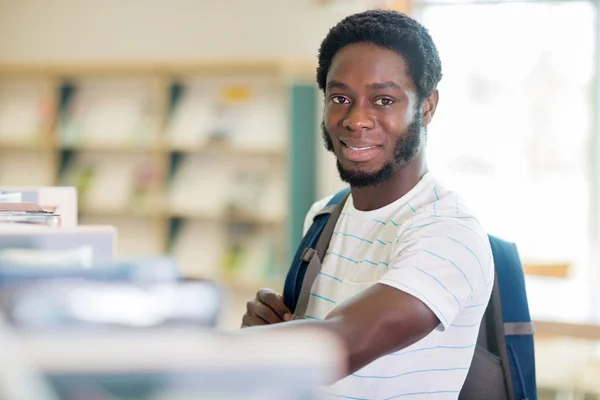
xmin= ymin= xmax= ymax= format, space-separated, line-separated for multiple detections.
xmin=238 ymin=317 xmax=352 ymax=382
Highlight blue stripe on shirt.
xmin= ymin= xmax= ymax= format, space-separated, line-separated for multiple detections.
xmin=352 ymin=367 xmax=469 ymax=379
xmin=451 ymin=322 xmax=481 ymax=328
xmin=446 ymin=236 xmax=485 ymax=281
xmin=310 ymin=293 xmax=336 ymax=304
xmin=421 ymin=250 xmax=473 ymax=291
xmin=417 ymin=236 xmax=486 ymax=283
xmin=384 ymin=390 xmax=460 ymax=400
xmin=360 ymin=259 xmax=378 ymax=266
xmin=322 ymin=393 xmax=369 ymax=400
xmin=319 ymin=271 xmax=342 ymax=283
xmin=333 ymin=232 xmax=374 ymax=244
xmin=406 ymin=220 xmax=483 ymax=242
xmin=465 ymin=303 xmax=487 ymax=309
xmin=390 ymin=344 xmax=476 ymax=356
xmin=326 ymin=252 xmax=359 ymax=264
xmin=414 ymin=266 xmax=461 ymax=308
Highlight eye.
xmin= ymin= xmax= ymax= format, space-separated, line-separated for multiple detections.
xmin=374 ymin=98 xmax=394 ymax=106
xmin=331 ymin=96 xmax=350 ymax=104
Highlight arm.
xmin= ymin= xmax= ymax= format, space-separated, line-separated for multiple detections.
xmin=243 ymin=217 xmax=493 ymax=379
xmin=244 ymin=283 xmax=438 ymax=378
xmin=324 ymin=282 xmax=440 ymax=374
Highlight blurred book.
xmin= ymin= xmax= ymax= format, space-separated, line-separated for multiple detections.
xmin=0 ymin=246 xmax=92 ymax=269
xmin=0 ymin=187 xmax=78 ymax=227
xmin=169 ymin=154 xmax=285 ymax=221
xmin=166 ymin=76 xmax=285 ymax=152
xmin=0 ymin=192 xmax=22 ymax=202
xmin=60 ymin=152 xmax=155 ymax=214
xmin=58 ymin=78 xmax=155 ymax=149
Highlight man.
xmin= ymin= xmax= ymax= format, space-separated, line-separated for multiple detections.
xmin=241 ymin=9 xmax=494 ymax=400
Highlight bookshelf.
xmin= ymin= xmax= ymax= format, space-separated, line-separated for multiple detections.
xmin=0 ymin=61 xmax=319 ymax=300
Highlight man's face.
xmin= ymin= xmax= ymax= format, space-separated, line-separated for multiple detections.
xmin=322 ymin=42 xmax=425 ymax=188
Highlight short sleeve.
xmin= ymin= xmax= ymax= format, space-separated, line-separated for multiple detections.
xmin=379 ymin=217 xmax=494 ymax=330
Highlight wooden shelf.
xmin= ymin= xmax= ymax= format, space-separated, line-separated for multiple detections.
xmin=79 ymin=206 xmax=155 ymax=218
xmin=0 ymin=60 xmax=319 ymax=286
xmin=59 ymin=144 xmax=157 ymax=153
xmin=0 ymin=141 xmax=44 ymax=151
xmin=0 ymin=60 xmax=316 ymax=77
xmin=78 ymin=204 xmax=284 ymax=225
xmin=168 ymin=210 xmax=284 ymax=225
xmin=167 ymin=144 xmax=284 ymax=157
xmin=523 ymin=261 xmax=571 ymax=278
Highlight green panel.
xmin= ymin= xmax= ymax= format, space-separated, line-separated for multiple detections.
xmin=288 ymin=84 xmax=318 ymax=263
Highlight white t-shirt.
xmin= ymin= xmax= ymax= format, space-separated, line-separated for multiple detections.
xmin=302 ymin=172 xmax=494 ymax=400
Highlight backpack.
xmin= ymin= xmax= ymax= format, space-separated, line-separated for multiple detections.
xmin=282 ymin=188 xmax=537 ymax=400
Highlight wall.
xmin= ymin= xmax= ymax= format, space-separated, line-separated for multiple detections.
xmin=0 ymin=0 xmax=369 ymax=62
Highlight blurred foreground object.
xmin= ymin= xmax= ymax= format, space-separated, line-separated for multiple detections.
xmin=0 ymin=324 xmax=344 ymax=400
xmin=0 ymin=202 xmax=61 ymax=227
xmin=0 ymin=280 xmax=223 ymax=330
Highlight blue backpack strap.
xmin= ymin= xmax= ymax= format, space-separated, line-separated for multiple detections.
xmin=283 ymin=188 xmax=350 ymax=313
xmin=488 ymin=235 xmax=537 ymax=400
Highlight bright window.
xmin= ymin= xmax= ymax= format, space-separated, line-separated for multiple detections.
xmin=420 ymin=1 xmax=596 ymax=280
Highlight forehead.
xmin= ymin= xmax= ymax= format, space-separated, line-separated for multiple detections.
xmin=326 ymin=42 xmax=416 ymax=93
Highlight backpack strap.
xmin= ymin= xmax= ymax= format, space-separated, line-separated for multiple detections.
xmin=488 ymin=235 xmax=537 ymax=400
xmin=282 ymin=188 xmax=350 ymax=315
xmin=486 ymin=271 xmax=517 ymax=400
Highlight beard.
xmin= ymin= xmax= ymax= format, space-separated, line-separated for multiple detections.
xmin=321 ymin=115 xmax=423 ymax=188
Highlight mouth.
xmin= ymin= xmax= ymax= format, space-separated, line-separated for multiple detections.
xmin=339 ymin=140 xmax=382 ymax=163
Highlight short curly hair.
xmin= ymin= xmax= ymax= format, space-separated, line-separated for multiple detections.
xmin=316 ymin=9 xmax=442 ymax=103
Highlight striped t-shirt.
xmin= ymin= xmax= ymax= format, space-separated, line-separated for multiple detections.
xmin=303 ymin=172 xmax=494 ymax=400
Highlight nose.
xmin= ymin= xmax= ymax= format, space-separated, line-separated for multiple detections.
xmin=342 ymin=102 xmax=374 ymax=131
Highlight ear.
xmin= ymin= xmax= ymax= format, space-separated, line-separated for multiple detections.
xmin=421 ymin=89 xmax=439 ymax=127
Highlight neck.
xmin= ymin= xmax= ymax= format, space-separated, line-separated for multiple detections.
xmin=350 ymin=156 xmax=428 ymax=211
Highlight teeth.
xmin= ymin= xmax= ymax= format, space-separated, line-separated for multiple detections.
xmin=348 ymin=145 xmax=376 ymax=151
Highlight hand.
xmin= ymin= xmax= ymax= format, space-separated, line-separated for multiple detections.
xmin=241 ymin=288 xmax=292 ymax=328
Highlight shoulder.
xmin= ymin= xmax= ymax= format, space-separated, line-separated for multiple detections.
xmin=397 ymin=191 xmax=494 ymax=284
xmin=404 ymin=184 xmax=489 ymax=246
xmin=302 ymin=194 xmax=335 ymax=235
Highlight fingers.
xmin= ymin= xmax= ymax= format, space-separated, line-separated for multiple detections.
xmin=247 ymin=299 xmax=283 ymax=324
xmin=241 ymin=312 xmax=267 ymax=328
xmin=240 ymin=288 xmax=293 ymax=328
xmin=257 ymin=289 xmax=292 ymax=321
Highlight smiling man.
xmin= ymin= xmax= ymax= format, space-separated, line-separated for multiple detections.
xmin=241 ymin=9 xmax=494 ymax=400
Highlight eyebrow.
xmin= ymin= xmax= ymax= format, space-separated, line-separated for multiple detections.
xmin=326 ymin=80 xmax=403 ymax=92
xmin=366 ymin=81 xmax=403 ymax=91
xmin=326 ymin=80 xmax=352 ymax=91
